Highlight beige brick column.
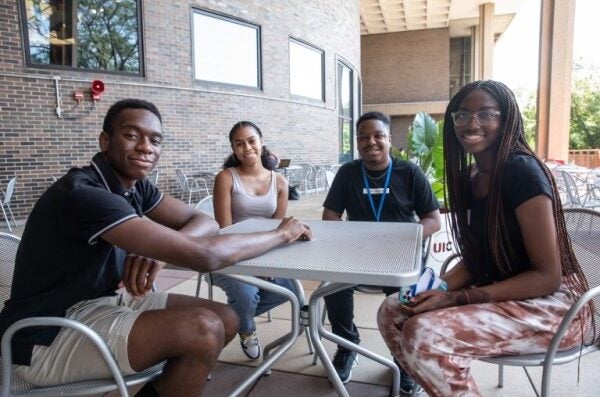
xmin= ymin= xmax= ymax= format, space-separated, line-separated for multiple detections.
xmin=536 ymin=0 xmax=576 ymax=161
xmin=478 ymin=3 xmax=495 ymax=80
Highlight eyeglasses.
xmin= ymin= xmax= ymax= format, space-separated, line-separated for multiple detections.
xmin=450 ymin=110 xmax=501 ymax=127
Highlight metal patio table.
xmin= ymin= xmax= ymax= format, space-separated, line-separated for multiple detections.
xmin=217 ymin=219 xmax=423 ymax=397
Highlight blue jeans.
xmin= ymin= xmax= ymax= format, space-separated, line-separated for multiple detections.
xmin=210 ymin=273 xmax=301 ymax=334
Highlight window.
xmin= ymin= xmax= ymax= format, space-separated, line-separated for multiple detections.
xmin=449 ymin=37 xmax=472 ymax=97
xmin=338 ymin=60 xmax=353 ymax=163
xmin=20 ymin=0 xmax=142 ymax=74
xmin=289 ymin=38 xmax=324 ymax=101
xmin=192 ymin=9 xmax=261 ymax=88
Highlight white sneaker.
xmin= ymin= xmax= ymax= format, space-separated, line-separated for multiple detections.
xmin=240 ymin=331 xmax=261 ymax=360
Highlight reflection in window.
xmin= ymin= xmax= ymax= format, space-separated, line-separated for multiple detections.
xmin=289 ymin=39 xmax=324 ymax=101
xmin=449 ymin=37 xmax=472 ymax=97
xmin=21 ymin=0 xmax=142 ymax=73
xmin=193 ymin=10 xmax=260 ymax=88
xmin=338 ymin=61 xmax=353 ymax=163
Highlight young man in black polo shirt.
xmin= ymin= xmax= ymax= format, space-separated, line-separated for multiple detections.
xmin=321 ymin=111 xmax=441 ymax=392
xmin=0 ymin=99 xmax=312 ymax=397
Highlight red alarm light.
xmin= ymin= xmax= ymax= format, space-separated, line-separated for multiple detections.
xmin=91 ymin=80 xmax=105 ymax=101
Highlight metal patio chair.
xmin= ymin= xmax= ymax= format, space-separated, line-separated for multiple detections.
xmin=175 ymin=170 xmax=209 ymax=205
xmin=0 ymin=178 xmax=17 ymax=233
xmin=439 ymin=208 xmax=600 ymax=397
xmin=561 ymin=170 xmax=600 ymax=209
xmin=147 ymin=169 xmax=159 ymax=186
xmin=0 ymin=232 xmax=163 ymax=397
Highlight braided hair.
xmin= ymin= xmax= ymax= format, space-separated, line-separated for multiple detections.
xmin=223 ymin=121 xmax=278 ymax=170
xmin=443 ymin=80 xmax=588 ymax=299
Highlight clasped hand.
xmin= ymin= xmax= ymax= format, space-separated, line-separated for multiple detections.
xmin=120 ymin=254 xmax=164 ymax=297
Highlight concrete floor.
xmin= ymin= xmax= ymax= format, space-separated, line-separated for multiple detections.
xmin=2 ymin=191 xmax=600 ymax=396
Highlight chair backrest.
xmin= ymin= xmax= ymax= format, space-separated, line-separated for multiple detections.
xmin=325 ymin=170 xmax=335 ymax=188
xmin=195 ymin=195 xmax=214 ymax=218
xmin=2 ymin=177 xmax=17 ymax=205
xmin=147 ymin=169 xmax=159 ymax=185
xmin=0 ymin=233 xmax=20 ymax=311
xmin=175 ymin=169 xmax=188 ymax=190
xmin=563 ymin=208 xmax=600 ymax=345
xmin=561 ymin=171 xmax=582 ymax=206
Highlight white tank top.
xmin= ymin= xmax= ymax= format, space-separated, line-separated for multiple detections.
xmin=229 ymin=168 xmax=278 ymax=224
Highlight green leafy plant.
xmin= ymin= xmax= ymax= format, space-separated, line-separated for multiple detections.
xmin=391 ymin=111 xmax=446 ymax=205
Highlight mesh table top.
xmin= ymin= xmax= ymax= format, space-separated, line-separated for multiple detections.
xmin=217 ymin=219 xmax=422 ymax=287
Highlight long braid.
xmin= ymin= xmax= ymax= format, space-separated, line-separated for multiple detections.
xmin=444 ymin=80 xmax=589 ymax=301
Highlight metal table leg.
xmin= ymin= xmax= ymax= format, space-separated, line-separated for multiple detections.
xmin=308 ymin=283 xmax=401 ymax=397
xmin=224 ymin=275 xmax=300 ymax=397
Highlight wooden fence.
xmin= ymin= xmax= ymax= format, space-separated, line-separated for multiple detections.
xmin=569 ymin=149 xmax=600 ymax=168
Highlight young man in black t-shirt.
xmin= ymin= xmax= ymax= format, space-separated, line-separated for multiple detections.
xmin=322 ymin=111 xmax=441 ymax=390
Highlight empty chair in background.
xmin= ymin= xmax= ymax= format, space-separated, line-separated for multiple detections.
xmin=175 ymin=169 xmax=209 ymax=204
xmin=147 ymin=169 xmax=159 ymax=185
xmin=561 ymin=170 xmax=600 ymax=209
xmin=0 ymin=177 xmax=17 ymax=232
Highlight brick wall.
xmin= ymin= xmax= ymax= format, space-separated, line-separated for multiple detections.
xmin=0 ymin=0 xmax=360 ymax=221
xmin=361 ymin=28 xmax=450 ymax=104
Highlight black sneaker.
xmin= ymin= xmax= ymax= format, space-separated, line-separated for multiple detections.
xmin=332 ymin=348 xmax=358 ymax=384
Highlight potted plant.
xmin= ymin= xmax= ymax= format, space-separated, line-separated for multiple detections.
xmin=391 ymin=111 xmax=456 ymax=273
xmin=391 ymin=111 xmax=446 ymax=209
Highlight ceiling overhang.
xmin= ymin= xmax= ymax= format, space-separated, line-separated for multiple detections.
xmin=360 ymin=0 xmax=525 ymax=38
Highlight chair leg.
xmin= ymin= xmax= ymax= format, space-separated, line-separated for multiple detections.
xmin=522 ymin=367 xmax=541 ymax=397
xmin=312 ymin=303 xmax=328 ymax=365
xmin=304 ymin=324 xmax=314 ymax=354
xmin=195 ymin=273 xmax=202 ymax=297
xmin=6 ymin=205 xmax=17 ymax=228
xmin=0 ymin=203 xmax=12 ymax=232
xmin=207 ymin=273 xmax=214 ymax=301
xmin=497 ymin=363 xmax=503 ymax=387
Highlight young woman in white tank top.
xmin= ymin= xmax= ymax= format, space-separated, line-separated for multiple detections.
xmin=211 ymin=121 xmax=299 ymax=360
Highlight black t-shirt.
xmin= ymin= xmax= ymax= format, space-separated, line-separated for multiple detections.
xmin=0 ymin=153 xmax=163 ymax=365
xmin=323 ymin=158 xmax=439 ymax=222
xmin=466 ymin=153 xmax=553 ymax=283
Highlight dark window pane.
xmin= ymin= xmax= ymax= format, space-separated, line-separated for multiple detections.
xmin=23 ymin=0 xmax=141 ymax=73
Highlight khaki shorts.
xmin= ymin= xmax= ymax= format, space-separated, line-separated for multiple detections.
xmin=14 ymin=292 xmax=168 ymax=386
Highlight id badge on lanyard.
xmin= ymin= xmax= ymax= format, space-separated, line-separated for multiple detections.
xmin=361 ymin=159 xmax=392 ymax=222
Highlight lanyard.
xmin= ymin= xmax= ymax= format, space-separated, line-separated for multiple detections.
xmin=361 ymin=158 xmax=393 ymax=222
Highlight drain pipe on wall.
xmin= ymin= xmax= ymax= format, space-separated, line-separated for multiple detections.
xmin=52 ymin=75 xmax=96 ymax=120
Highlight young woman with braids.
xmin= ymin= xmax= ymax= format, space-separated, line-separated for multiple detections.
xmin=377 ymin=80 xmax=591 ymax=396
xmin=211 ymin=121 xmax=302 ymax=360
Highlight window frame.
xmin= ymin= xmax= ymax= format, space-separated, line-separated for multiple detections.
xmin=191 ymin=7 xmax=262 ymax=90
xmin=337 ymin=58 xmax=354 ymax=163
xmin=288 ymin=37 xmax=325 ymax=102
xmin=18 ymin=0 xmax=145 ymax=76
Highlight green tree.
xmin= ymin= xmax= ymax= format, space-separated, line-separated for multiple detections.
xmin=521 ymin=92 xmax=537 ymax=148
xmin=569 ymin=64 xmax=600 ymax=149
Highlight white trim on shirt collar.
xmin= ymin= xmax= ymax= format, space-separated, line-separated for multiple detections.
xmin=90 ymin=160 xmax=111 ymax=192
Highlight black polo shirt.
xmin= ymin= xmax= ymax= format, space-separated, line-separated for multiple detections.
xmin=323 ymin=158 xmax=439 ymax=222
xmin=0 ymin=153 xmax=163 ymax=365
